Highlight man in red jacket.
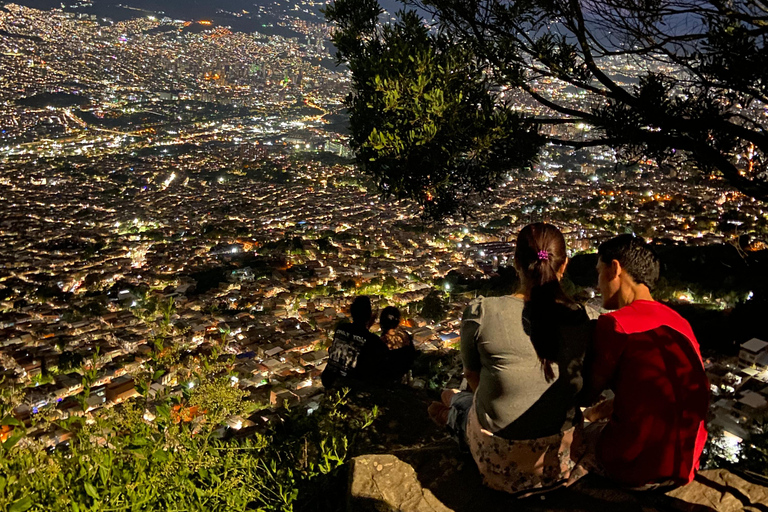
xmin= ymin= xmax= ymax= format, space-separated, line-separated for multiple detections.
xmin=587 ymin=235 xmax=709 ymax=489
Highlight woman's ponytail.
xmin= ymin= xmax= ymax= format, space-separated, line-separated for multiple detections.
xmin=514 ymin=224 xmax=578 ymax=383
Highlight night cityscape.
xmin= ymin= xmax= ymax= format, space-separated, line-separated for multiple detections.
xmin=1 ymin=1 xmax=767 ymax=510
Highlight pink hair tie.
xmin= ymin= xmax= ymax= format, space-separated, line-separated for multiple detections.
xmin=537 ymin=250 xmax=549 ymax=261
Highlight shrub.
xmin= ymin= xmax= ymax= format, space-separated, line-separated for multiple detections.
xmin=0 ymin=379 xmax=375 ymax=512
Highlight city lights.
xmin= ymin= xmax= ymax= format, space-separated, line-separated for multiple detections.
xmin=0 ymin=2 xmax=765 ymax=495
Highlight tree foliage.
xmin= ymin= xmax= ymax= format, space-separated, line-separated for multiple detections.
xmin=740 ymin=412 xmax=768 ymax=476
xmin=324 ymin=0 xmax=543 ymax=219
xmin=326 ymin=0 xmax=768 ymax=218
xmin=420 ymin=290 xmax=448 ymax=322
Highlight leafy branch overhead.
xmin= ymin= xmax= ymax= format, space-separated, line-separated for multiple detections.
xmin=325 ymin=0 xmax=543 ymax=219
xmin=325 ymin=0 xmax=768 ymax=218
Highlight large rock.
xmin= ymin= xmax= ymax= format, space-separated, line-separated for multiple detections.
xmin=348 ymin=450 xmax=768 ymax=512
xmin=668 ymin=469 xmax=768 ymax=512
xmin=341 ymin=382 xmax=768 ymax=512
xmin=348 ymin=454 xmax=451 ymax=512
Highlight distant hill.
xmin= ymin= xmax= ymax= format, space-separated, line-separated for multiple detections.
xmin=8 ymin=0 xmax=413 ymax=34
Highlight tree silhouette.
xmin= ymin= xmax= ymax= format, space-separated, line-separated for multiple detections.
xmin=324 ymin=0 xmax=543 ymax=218
xmin=420 ymin=290 xmax=447 ymax=323
xmin=325 ymin=0 xmax=768 ymax=217
xmin=740 ymin=412 xmax=768 ymax=476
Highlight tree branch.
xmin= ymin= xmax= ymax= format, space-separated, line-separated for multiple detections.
xmin=545 ymin=136 xmax=622 ymax=148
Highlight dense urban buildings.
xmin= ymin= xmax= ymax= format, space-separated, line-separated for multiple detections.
xmin=0 ymin=0 xmax=766 ymax=464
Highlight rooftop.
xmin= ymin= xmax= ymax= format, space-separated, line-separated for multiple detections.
xmin=741 ymin=338 xmax=768 ymax=354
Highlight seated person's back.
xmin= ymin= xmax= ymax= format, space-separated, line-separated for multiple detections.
xmin=322 ymin=296 xmax=388 ymax=388
xmin=591 ymin=235 xmax=709 ymax=488
xmin=465 ymin=294 xmax=593 ymax=439
xmin=446 ymin=222 xmax=595 ymax=496
xmin=593 ymin=302 xmax=709 ymax=486
xmin=379 ymin=306 xmax=416 ymax=380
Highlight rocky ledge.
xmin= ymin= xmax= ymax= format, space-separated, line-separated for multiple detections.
xmin=348 ymin=451 xmax=768 ymax=512
xmin=346 ymin=384 xmax=768 ymax=512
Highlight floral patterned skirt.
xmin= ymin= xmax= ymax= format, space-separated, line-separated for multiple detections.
xmin=465 ymin=400 xmax=587 ymax=496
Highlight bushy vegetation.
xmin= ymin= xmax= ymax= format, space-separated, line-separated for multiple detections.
xmin=0 ymin=371 xmax=376 ymax=512
xmin=702 ymin=415 xmax=768 ymax=479
xmin=419 ymin=291 xmax=448 ymax=324
xmin=324 ymin=0 xmax=543 ymax=219
xmin=411 ymin=351 xmax=462 ymax=392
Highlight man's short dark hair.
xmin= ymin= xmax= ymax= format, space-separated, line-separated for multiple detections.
xmin=598 ymin=235 xmax=660 ymax=289
xmin=350 ymin=296 xmax=373 ymax=324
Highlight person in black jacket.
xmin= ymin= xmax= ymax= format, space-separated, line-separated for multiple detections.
xmin=321 ymin=296 xmax=389 ymax=388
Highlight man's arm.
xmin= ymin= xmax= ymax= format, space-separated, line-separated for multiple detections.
xmin=583 ymin=397 xmax=614 ymax=422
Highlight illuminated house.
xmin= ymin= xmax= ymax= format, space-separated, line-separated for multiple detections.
xmin=739 ymin=338 xmax=768 ymax=369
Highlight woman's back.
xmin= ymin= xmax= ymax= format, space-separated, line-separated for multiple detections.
xmin=462 ymin=295 xmax=593 ymax=438
xmin=462 ymin=296 xmax=551 ymax=434
xmin=448 ymin=223 xmax=593 ymax=495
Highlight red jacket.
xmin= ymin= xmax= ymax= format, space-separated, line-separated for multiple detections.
xmin=592 ymin=300 xmax=709 ymax=487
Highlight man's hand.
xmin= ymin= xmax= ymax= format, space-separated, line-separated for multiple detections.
xmin=583 ymin=398 xmax=614 ymax=423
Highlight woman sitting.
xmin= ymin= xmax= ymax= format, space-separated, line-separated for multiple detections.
xmin=429 ymin=223 xmax=596 ymax=496
xmin=380 ymin=306 xmax=412 ymax=350
xmin=379 ymin=306 xmax=416 ymax=381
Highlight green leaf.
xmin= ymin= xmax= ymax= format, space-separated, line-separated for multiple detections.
xmin=1 ymin=416 xmax=22 ymax=427
xmin=155 ymin=404 xmax=171 ymax=421
xmin=9 ymin=496 xmax=33 ymax=512
xmin=98 ymin=465 xmax=108 ymax=485
xmin=152 ymin=449 xmax=168 ymax=463
xmin=2 ymin=430 xmax=25 ymax=451
xmin=84 ymin=481 xmax=99 ymax=501
xmin=131 ymin=436 xmax=148 ymax=447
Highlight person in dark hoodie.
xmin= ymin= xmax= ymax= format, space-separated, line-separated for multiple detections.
xmin=321 ymin=296 xmax=389 ymax=388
